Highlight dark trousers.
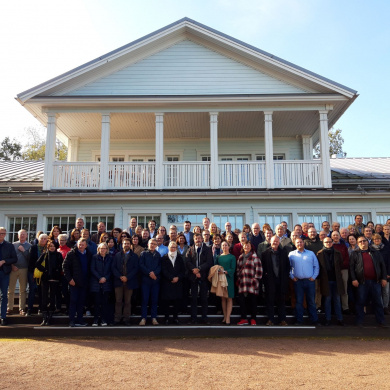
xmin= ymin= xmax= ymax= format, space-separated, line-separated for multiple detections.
xmin=27 ymin=271 xmax=37 ymax=311
xmin=190 ymin=278 xmax=209 ymax=320
xmin=0 ymin=271 xmax=10 ymax=319
xmin=294 ymin=279 xmax=318 ymax=324
xmin=41 ymin=280 xmax=60 ymax=312
xmin=94 ymin=289 xmax=110 ymax=322
xmin=69 ymin=285 xmax=87 ymax=322
xmin=161 ymin=299 xmax=180 ymax=319
xmin=265 ymin=278 xmax=286 ymax=323
xmin=141 ymin=280 xmax=160 ymax=319
xmin=238 ymin=292 xmax=257 ymax=320
xmin=355 ymin=280 xmax=385 ymax=325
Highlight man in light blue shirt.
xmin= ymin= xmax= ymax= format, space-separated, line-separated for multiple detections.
xmin=156 ymin=234 xmax=168 ymax=257
xmin=289 ymin=237 xmax=320 ymax=325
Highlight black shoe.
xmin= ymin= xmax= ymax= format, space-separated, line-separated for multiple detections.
xmin=76 ymin=321 xmax=87 ymax=327
xmin=311 ymin=322 xmax=322 ymax=327
xmin=188 ymin=318 xmax=197 ymax=325
xmin=124 ymin=320 xmax=131 ymax=326
xmin=173 ymin=318 xmax=180 ymax=325
xmin=69 ymin=321 xmax=76 ymax=327
xmin=1 ymin=319 xmax=7 ymax=326
xmin=292 ymin=322 xmax=304 ymax=326
xmin=343 ymin=309 xmax=351 ymax=315
xmin=323 ymin=320 xmax=331 ymax=326
xmin=25 ymin=310 xmax=32 ymax=317
xmin=378 ymin=323 xmax=389 ymax=329
xmin=384 ymin=308 xmax=390 ymax=315
xmin=337 ymin=320 xmax=345 ymax=326
xmin=356 ymin=322 xmax=363 ymax=328
xmin=164 ymin=319 xmax=170 ymax=326
xmin=114 ymin=321 xmax=121 ymax=326
xmin=201 ymin=318 xmax=211 ymax=325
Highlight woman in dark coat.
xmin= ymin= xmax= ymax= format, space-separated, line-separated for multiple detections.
xmin=160 ymin=241 xmax=186 ymax=325
xmin=90 ymin=243 xmax=112 ymax=326
xmin=36 ymin=240 xmax=63 ymax=326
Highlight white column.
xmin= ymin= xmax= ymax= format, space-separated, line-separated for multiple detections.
xmin=67 ymin=137 xmax=79 ymax=162
xmin=319 ymin=110 xmax=332 ymax=188
xmin=302 ymin=135 xmax=313 ymax=160
xmin=209 ymin=112 xmax=219 ymax=189
xmin=100 ymin=113 xmax=111 ymax=190
xmin=155 ymin=113 xmax=164 ymax=189
xmin=43 ymin=113 xmax=58 ymax=190
xmin=264 ymin=111 xmax=274 ymax=189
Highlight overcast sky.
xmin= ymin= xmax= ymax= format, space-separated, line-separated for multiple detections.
xmin=1 ymin=0 xmax=389 ymax=157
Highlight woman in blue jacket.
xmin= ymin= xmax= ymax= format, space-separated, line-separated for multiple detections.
xmin=90 ymin=243 xmax=112 ymax=326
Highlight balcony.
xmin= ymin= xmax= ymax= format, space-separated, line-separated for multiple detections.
xmin=51 ymin=160 xmax=323 ymax=190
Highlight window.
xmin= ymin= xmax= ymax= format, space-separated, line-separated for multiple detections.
xmin=129 ymin=215 xmax=161 ymax=229
xmin=83 ymin=215 xmax=115 ymax=235
xmin=212 ymin=214 xmax=244 ymax=232
xmin=258 ymin=214 xmax=291 ymax=231
xmin=336 ymin=213 xmax=371 ymax=228
xmin=130 ymin=157 xmax=155 ymax=162
xmin=298 ymin=214 xmax=331 ymax=230
xmin=376 ymin=213 xmax=390 ymax=224
xmin=96 ymin=156 xmax=125 ymax=162
xmin=46 ymin=215 xmax=76 ymax=235
xmin=219 ymin=155 xmax=250 ymax=161
xmin=167 ymin=214 xmax=206 ymax=231
xmin=201 ymin=156 xmax=211 ymax=162
xmin=166 ymin=156 xmax=179 ymax=162
xmin=256 ymin=155 xmax=285 ymax=160
xmin=7 ymin=216 xmax=37 ymax=243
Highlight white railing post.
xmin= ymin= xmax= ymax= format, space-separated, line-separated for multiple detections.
xmin=100 ymin=113 xmax=111 ymax=190
xmin=210 ymin=112 xmax=219 ymax=189
xmin=155 ymin=113 xmax=164 ymax=189
xmin=264 ymin=111 xmax=274 ymax=189
xmin=319 ymin=110 xmax=332 ymax=188
xmin=43 ymin=113 xmax=58 ymax=191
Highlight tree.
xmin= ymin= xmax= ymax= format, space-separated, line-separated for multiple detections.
xmin=0 ymin=137 xmax=23 ymax=160
xmin=21 ymin=126 xmax=67 ymax=161
xmin=314 ymin=128 xmax=347 ymax=158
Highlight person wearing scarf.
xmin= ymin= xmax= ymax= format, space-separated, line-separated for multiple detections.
xmin=317 ymin=238 xmax=344 ymax=326
xmin=160 ymin=241 xmax=185 ymax=325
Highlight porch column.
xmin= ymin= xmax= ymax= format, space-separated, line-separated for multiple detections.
xmin=43 ymin=113 xmax=58 ymax=191
xmin=100 ymin=113 xmax=111 ymax=190
xmin=319 ymin=110 xmax=332 ymax=188
xmin=67 ymin=136 xmax=79 ymax=162
xmin=155 ymin=113 xmax=164 ymax=189
xmin=209 ymin=112 xmax=219 ymax=189
xmin=302 ymin=135 xmax=313 ymax=160
xmin=264 ymin=111 xmax=274 ymax=189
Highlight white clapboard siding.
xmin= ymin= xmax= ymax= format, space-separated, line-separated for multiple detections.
xmin=65 ymin=40 xmax=307 ymax=96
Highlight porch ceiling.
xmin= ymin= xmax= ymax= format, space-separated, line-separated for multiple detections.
xmin=55 ymin=110 xmax=325 ymax=140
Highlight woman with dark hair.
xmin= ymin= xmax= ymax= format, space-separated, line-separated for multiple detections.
xmin=106 ymin=237 xmax=118 ymax=257
xmin=176 ymin=233 xmax=189 ymax=258
xmin=347 ymin=234 xmax=359 ymax=256
xmin=236 ymin=241 xmax=263 ymax=326
xmin=212 ymin=234 xmax=222 ymax=264
xmin=160 ymin=241 xmax=186 ymax=325
xmin=117 ymin=231 xmax=130 ymax=252
xmin=157 ymin=226 xmax=169 ymax=242
xmin=67 ymin=228 xmax=81 ymax=248
xmin=242 ymin=224 xmax=252 ymax=240
xmin=131 ymin=235 xmax=144 ymax=257
xmin=225 ymin=233 xmax=234 ymax=254
xmin=48 ymin=226 xmax=62 ymax=248
xmin=111 ymin=227 xmax=123 ymax=244
xmin=90 ymin=243 xmax=112 ymax=326
xmin=36 ymin=240 xmax=63 ymax=326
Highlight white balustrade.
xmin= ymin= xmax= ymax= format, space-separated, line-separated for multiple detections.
xmin=108 ymin=162 xmax=155 ymax=189
xmin=163 ymin=162 xmax=210 ymax=189
xmin=218 ymin=162 xmax=266 ymax=188
xmin=274 ymin=161 xmax=323 ymax=188
xmin=52 ymin=162 xmax=100 ymax=189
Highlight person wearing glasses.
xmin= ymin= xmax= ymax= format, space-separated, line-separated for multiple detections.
xmin=349 ymin=236 xmax=387 ymax=327
xmin=317 ymin=238 xmax=344 ymax=326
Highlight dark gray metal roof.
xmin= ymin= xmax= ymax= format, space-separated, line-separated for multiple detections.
xmin=18 ymin=17 xmax=357 ymax=99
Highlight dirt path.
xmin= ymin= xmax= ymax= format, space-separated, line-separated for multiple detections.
xmin=1 ymin=337 xmax=389 ymax=389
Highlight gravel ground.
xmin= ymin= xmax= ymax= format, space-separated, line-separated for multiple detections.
xmin=1 ymin=337 xmax=389 ymax=389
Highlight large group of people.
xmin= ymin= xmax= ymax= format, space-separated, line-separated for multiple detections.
xmin=0 ymin=214 xmax=389 ymax=328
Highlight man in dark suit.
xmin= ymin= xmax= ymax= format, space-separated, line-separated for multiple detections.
xmin=0 ymin=227 xmax=17 ymax=326
xmin=181 ymin=220 xmax=194 ymax=246
xmin=262 ymin=236 xmax=290 ymax=326
xmin=185 ymin=233 xmax=213 ymax=324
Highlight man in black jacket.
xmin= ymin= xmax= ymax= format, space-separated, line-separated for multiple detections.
xmin=63 ymin=238 xmax=92 ymax=327
xmin=0 ymin=227 xmax=17 ymax=325
xmin=262 ymin=236 xmax=290 ymax=326
xmin=350 ymin=236 xmax=387 ymax=327
xmin=185 ymin=233 xmax=213 ymax=324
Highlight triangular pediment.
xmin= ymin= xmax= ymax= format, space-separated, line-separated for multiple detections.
xmin=61 ymin=40 xmax=308 ymax=96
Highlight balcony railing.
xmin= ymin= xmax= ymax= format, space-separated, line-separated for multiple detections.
xmin=219 ymin=161 xmax=266 ymax=188
xmin=274 ymin=161 xmax=323 ymax=188
xmin=50 ymin=160 xmax=324 ymax=190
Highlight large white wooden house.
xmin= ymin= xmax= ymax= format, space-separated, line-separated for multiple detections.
xmin=1 ymin=18 xmax=390 ymax=240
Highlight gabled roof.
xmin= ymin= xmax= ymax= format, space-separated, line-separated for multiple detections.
xmin=17 ymin=17 xmax=357 ymax=102
xmin=330 ymin=158 xmax=390 ymax=179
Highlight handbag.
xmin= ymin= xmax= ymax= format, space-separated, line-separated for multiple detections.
xmin=34 ymin=253 xmax=47 ymax=285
